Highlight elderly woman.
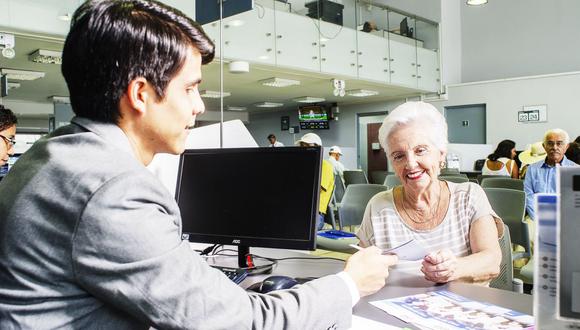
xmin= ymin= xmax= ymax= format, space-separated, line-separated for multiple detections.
xmin=356 ymin=102 xmax=502 ymax=284
xmin=0 ymin=105 xmax=18 ymax=167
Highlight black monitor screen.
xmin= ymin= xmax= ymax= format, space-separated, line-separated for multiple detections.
xmin=176 ymin=147 xmax=321 ymax=251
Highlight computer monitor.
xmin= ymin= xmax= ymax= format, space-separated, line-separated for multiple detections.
xmin=175 ymin=146 xmax=322 ymax=269
xmin=195 ymin=0 xmax=253 ymax=25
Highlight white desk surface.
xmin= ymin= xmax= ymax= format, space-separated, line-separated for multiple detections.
xmin=190 ymin=244 xmax=533 ymax=329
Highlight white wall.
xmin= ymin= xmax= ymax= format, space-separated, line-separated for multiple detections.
xmin=440 ymin=0 xmax=461 ymax=86
xmin=460 ymin=0 xmax=580 ymax=82
xmin=429 ymin=72 xmax=580 ymax=149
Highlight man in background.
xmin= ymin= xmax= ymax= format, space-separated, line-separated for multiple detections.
xmin=267 ymin=133 xmax=284 ymax=147
xmin=524 ymin=128 xmax=577 ymax=221
xmin=0 ymin=1 xmax=397 ymax=329
xmin=328 ymin=145 xmax=346 ymax=180
xmin=296 ymin=133 xmax=334 ymax=231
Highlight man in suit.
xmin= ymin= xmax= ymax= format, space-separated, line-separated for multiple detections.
xmin=0 ymin=1 xmax=397 ymax=329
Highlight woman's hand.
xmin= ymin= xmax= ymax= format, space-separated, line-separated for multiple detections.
xmin=421 ymin=249 xmax=459 ymax=283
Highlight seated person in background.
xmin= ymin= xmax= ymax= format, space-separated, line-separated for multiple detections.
xmin=267 ymin=133 xmax=284 ymax=147
xmin=328 ymin=145 xmax=346 ymax=179
xmin=517 ymin=141 xmax=546 ymax=180
xmin=481 ymin=139 xmax=519 ymax=178
xmin=0 ymin=105 xmax=18 ymax=168
xmin=0 ymin=1 xmax=398 ymax=329
xmin=356 ymin=101 xmax=502 ymax=284
xmin=565 ymin=142 xmax=580 ymax=165
xmin=296 ymin=133 xmax=334 ymax=231
xmin=524 ymin=129 xmax=578 ymax=221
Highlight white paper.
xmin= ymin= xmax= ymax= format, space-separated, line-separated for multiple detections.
xmin=383 ymin=239 xmax=428 ymax=261
xmin=349 ymin=315 xmax=400 ymax=330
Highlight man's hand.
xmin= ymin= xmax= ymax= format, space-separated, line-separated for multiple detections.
xmin=421 ymin=249 xmax=458 ymax=283
xmin=344 ymin=246 xmax=398 ymax=297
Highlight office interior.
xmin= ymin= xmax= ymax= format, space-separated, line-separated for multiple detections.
xmin=1 ymin=0 xmax=580 ymax=327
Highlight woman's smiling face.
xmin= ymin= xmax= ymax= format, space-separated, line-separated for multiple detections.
xmin=387 ymin=121 xmax=445 ymax=190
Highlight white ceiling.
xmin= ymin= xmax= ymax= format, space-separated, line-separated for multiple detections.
xmin=0 ymin=32 xmax=421 ymax=115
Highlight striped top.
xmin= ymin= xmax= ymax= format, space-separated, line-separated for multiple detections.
xmin=356 ymin=182 xmax=502 ymax=270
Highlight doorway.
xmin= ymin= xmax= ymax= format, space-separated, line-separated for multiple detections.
xmin=445 ymin=104 xmax=486 ymax=144
xmin=357 ymin=112 xmax=388 ymax=175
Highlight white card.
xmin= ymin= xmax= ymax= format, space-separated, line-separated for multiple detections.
xmin=383 ymin=239 xmax=428 ymax=261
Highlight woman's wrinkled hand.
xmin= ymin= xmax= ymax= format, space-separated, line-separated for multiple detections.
xmin=421 ymin=249 xmax=459 ymax=283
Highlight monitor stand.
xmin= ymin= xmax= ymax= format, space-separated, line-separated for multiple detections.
xmin=237 ymin=245 xmax=274 ymax=275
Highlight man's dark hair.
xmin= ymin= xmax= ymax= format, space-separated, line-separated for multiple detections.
xmin=0 ymin=105 xmax=18 ymax=132
xmin=62 ymin=0 xmax=214 ymax=123
xmin=565 ymin=142 xmax=580 ymax=165
xmin=487 ymin=139 xmax=516 ymax=161
xmin=267 ymin=134 xmax=276 ymax=139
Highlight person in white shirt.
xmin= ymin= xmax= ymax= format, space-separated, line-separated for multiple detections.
xmin=328 ymin=145 xmax=346 ymax=179
xmin=267 ymin=133 xmax=284 ymax=147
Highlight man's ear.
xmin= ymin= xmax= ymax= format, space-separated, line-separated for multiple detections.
xmin=125 ymin=77 xmax=151 ymax=115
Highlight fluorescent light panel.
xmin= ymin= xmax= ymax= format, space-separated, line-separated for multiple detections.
xmin=0 ymin=68 xmax=45 ymax=81
xmin=200 ymin=90 xmax=231 ymax=98
xmin=293 ymin=96 xmax=325 ymax=103
xmin=466 ymin=0 xmax=488 ymax=5
xmin=346 ymin=89 xmax=379 ymax=97
xmin=226 ymin=106 xmax=247 ymax=111
xmin=28 ymin=49 xmax=62 ymax=65
xmin=255 ymin=102 xmax=283 ymax=108
xmin=260 ymin=77 xmax=300 ymax=88
xmin=7 ymin=82 xmax=20 ymax=90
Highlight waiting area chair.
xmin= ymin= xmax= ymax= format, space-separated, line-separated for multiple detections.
xmin=333 ymin=173 xmax=346 ymax=204
xmin=481 ymin=177 xmax=524 ymax=191
xmin=383 ymin=174 xmax=401 ymax=189
xmin=343 ymin=170 xmax=368 ymax=186
xmin=477 ymin=174 xmax=503 ymax=184
xmin=369 ymin=170 xmax=388 ymax=185
xmin=338 ymin=184 xmax=388 ymax=228
xmin=438 ymin=175 xmax=469 ymax=183
xmin=483 ymin=187 xmax=532 ymax=283
xmin=490 ymin=224 xmax=524 ymax=293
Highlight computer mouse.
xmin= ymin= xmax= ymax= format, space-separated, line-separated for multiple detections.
xmin=258 ymin=275 xmax=298 ymax=293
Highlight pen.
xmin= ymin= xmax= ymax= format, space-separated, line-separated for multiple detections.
xmin=349 ymin=244 xmax=363 ymax=251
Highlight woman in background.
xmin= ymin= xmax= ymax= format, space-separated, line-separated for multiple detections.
xmin=481 ymin=140 xmax=519 ymax=178
xmin=0 ymin=105 xmax=18 ymax=167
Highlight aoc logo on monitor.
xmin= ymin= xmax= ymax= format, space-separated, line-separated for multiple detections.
xmin=181 ymin=234 xmax=190 ymax=240
xmin=232 ymin=239 xmax=241 ymax=244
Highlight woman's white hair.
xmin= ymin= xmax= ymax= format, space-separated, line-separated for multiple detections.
xmin=378 ymin=101 xmax=448 ymax=155
xmin=543 ymin=128 xmax=570 ymax=145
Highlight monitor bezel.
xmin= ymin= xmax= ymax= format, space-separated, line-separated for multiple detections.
xmin=175 ymin=146 xmax=322 ymax=251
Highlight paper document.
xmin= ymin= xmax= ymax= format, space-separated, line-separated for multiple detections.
xmin=349 ymin=315 xmax=400 ymax=330
xmin=383 ymin=239 xmax=427 ymax=261
xmin=371 ymin=290 xmax=534 ymax=330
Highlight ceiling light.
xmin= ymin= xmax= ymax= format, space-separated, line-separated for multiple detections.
xmin=260 ymin=77 xmax=301 ymax=88
xmin=200 ymin=90 xmax=231 ymax=98
xmin=293 ymin=96 xmax=326 ymax=103
xmin=0 ymin=68 xmax=45 ymax=81
xmin=226 ymin=106 xmax=247 ymax=111
xmin=229 ymin=61 xmax=249 ymax=74
xmin=57 ymin=13 xmax=72 ymax=21
xmin=258 ymin=55 xmax=270 ymax=60
xmin=346 ymin=89 xmax=379 ymax=97
xmin=466 ymin=0 xmax=488 ymax=5
xmin=7 ymin=82 xmax=20 ymax=90
xmin=28 ymin=49 xmax=63 ymax=64
xmin=255 ymin=102 xmax=283 ymax=108
xmin=49 ymin=96 xmax=71 ymax=104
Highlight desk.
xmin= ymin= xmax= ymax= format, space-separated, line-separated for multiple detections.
xmin=234 ymin=247 xmax=533 ymax=328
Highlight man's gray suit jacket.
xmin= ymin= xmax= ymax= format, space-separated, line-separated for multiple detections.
xmin=0 ymin=117 xmax=352 ymax=329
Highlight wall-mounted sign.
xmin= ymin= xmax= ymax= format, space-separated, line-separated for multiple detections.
xmin=518 ymin=104 xmax=547 ymax=123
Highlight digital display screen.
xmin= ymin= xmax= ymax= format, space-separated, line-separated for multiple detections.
xmin=298 ymin=106 xmax=329 ymax=129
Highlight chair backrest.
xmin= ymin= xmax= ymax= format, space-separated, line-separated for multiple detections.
xmin=477 ymin=174 xmax=503 ymax=184
xmin=333 ymin=173 xmax=346 ymax=204
xmin=369 ymin=170 xmax=388 ymax=185
xmin=383 ymin=174 xmax=401 ymax=189
xmin=482 ymin=187 xmax=530 ymax=258
xmin=474 ymin=159 xmax=486 ymax=171
xmin=343 ymin=170 xmax=368 ymax=186
xmin=440 ymin=167 xmax=460 ymax=175
xmin=338 ymin=184 xmax=388 ymax=227
xmin=481 ymin=177 xmax=524 ymax=191
xmin=490 ymin=224 xmax=523 ymax=293
xmin=438 ymin=175 xmax=469 ymax=183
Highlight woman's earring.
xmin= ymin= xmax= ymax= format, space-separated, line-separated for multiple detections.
xmin=440 ymin=161 xmax=446 ymax=169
